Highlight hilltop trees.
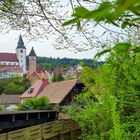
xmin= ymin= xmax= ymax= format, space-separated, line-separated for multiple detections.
xmin=37 ymin=57 xmax=94 ymax=69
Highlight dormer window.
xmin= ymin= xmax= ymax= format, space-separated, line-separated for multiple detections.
xmin=28 ymin=88 xmax=34 ymax=94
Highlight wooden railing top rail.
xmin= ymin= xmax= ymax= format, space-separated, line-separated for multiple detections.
xmin=0 ymin=110 xmax=58 ymax=115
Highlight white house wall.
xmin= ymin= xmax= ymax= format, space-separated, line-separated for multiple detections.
xmin=0 ymin=61 xmax=19 ymax=66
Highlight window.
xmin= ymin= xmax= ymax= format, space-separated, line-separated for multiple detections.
xmin=20 ymin=50 xmax=23 ymax=53
xmin=28 ymin=88 xmax=34 ymax=94
xmin=32 ymin=73 xmax=36 ymax=78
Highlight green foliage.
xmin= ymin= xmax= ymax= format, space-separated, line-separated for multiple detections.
xmin=16 ymin=97 xmax=52 ymax=110
xmin=79 ymin=66 xmax=95 ymax=88
xmin=0 ymin=105 xmax=4 ymax=110
xmin=64 ymin=43 xmax=140 ymax=140
xmin=0 ymin=76 xmax=31 ymax=95
xmin=95 ymin=43 xmax=140 ymax=60
xmin=51 ymin=73 xmax=64 ymax=82
xmin=51 ymin=73 xmax=57 ymax=82
xmin=57 ymin=73 xmax=64 ymax=81
xmin=63 ymin=0 xmax=140 ymax=29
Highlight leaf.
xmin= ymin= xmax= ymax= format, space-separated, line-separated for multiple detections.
xmin=94 ymin=48 xmax=111 ymax=59
xmin=121 ymin=22 xmax=128 ymax=29
xmin=110 ymin=21 xmax=119 ymax=27
xmin=77 ymin=19 xmax=81 ymax=30
xmin=132 ymin=17 xmax=140 ymax=21
xmin=62 ymin=18 xmax=78 ymax=26
xmin=134 ymin=46 xmax=140 ymax=53
xmin=73 ymin=7 xmax=89 ymax=18
xmin=113 ymin=43 xmax=131 ymax=52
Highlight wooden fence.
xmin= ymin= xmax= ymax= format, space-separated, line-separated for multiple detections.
xmin=0 ymin=120 xmax=79 ymax=140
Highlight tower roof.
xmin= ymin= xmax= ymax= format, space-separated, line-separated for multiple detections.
xmin=16 ymin=34 xmax=26 ymax=49
xmin=29 ymin=47 xmax=37 ymax=56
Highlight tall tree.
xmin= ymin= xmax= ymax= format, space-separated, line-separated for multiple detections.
xmin=64 ymin=43 xmax=140 ymax=139
xmin=1 ymin=0 xmax=137 ymax=52
xmin=62 ymin=0 xmax=140 ymax=139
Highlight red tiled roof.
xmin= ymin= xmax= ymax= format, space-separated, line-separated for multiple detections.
xmin=0 ymin=53 xmax=18 ymax=62
xmin=20 ymin=80 xmax=49 ymax=98
xmin=39 ymin=79 xmax=78 ymax=104
xmin=0 ymin=95 xmax=20 ymax=104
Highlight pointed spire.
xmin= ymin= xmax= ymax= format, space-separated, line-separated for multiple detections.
xmin=29 ymin=47 xmax=37 ymax=56
xmin=16 ymin=34 xmax=26 ymax=49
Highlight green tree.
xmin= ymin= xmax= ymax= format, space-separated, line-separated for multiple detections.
xmin=4 ymin=82 xmax=20 ymax=94
xmin=51 ymin=73 xmax=64 ymax=82
xmin=51 ymin=73 xmax=57 ymax=82
xmin=1 ymin=0 xmax=135 ymax=51
xmin=62 ymin=1 xmax=140 ymax=138
xmin=0 ymin=76 xmax=31 ymax=95
xmin=64 ymin=43 xmax=140 ymax=140
xmin=57 ymin=73 xmax=64 ymax=81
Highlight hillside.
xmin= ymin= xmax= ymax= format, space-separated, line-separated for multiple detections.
xmin=27 ymin=56 xmax=104 ymax=69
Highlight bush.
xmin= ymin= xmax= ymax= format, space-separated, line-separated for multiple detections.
xmin=16 ymin=97 xmax=53 ymax=110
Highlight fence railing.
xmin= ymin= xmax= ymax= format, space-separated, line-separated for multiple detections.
xmin=0 ymin=120 xmax=79 ymax=140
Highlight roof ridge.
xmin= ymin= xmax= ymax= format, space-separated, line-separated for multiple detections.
xmin=51 ymin=79 xmax=77 ymax=84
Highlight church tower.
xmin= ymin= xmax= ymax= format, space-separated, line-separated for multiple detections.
xmin=16 ymin=34 xmax=26 ymax=73
xmin=29 ymin=47 xmax=37 ymax=72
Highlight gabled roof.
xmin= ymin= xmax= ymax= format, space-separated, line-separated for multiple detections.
xmin=29 ymin=47 xmax=37 ymax=56
xmin=26 ymin=71 xmax=48 ymax=82
xmin=16 ymin=34 xmax=26 ymax=49
xmin=20 ymin=80 xmax=49 ymax=98
xmin=39 ymin=79 xmax=78 ymax=104
xmin=0 ymin=66 xmax=23 ymax=73
xmin=0 ymin=53 xmax=18 ymax=62
xmin=0 ymin=95 xmax=20 ymax=104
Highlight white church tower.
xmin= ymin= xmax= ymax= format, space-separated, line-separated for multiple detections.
xmin=16 ymin=34 xmax=26 ymax=73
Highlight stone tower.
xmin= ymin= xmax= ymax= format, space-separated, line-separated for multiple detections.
xmin=16 ymin=34 xmax=26 ymax=73
xmin=29 ymin=47 xmax=37 ymax=72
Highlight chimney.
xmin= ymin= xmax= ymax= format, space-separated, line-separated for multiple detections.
xmin=42 ymin=71 xmax=44 ymax=81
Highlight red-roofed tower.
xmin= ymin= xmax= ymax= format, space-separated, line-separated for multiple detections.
xmin=29 ymin=47 xmax=37 ymax=72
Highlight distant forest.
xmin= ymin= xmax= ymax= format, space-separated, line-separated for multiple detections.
xmin=27 ymin=56 xmax=104 ymax=69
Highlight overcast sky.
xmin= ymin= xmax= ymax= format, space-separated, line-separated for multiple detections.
xmin=0 ymin=30 xmax=98 ymax=59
